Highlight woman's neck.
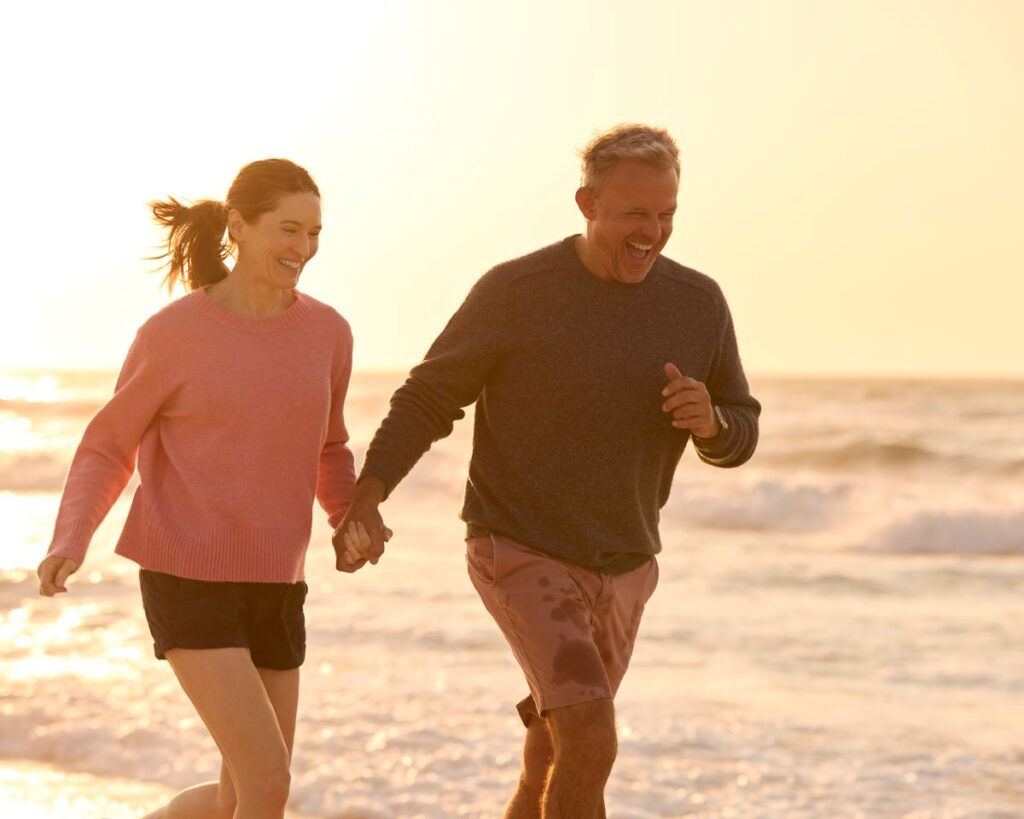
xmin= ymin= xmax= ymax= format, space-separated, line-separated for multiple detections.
xmin=205 ymin=268 xmax=296 ymax=318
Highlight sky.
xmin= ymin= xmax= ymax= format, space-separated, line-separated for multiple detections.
xmin=2 ymin=0 xmax=1021 ymax=376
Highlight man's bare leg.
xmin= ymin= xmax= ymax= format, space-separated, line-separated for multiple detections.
xmin=542 ymin=699 xmax=617 ymax=819
xmin=505 ymin=716 xmax=555 ymax=818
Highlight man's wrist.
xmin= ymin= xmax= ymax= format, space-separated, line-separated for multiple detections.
xmin=691 ymin=423 xmax=719 ymax=442
xmin=692 ymin=406 xmax=728 ymax=442
xmin=353 ymin=475 xmax=387 ymax=506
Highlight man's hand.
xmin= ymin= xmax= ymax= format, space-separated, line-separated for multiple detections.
xmin=335 ymin=521 xmax=394 ymax=573
xmin=332 ymin=477 xmax=389 ymax=572
xmin=37 ymin=556 xmax=78 ymax=597
xmin=662 ymin=363 xmax=719 ymax=439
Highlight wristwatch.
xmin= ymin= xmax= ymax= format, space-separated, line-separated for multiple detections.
xmin=713 ymin=405 xmax=729 ymax=433
xmin=694 ymin=405 xmax=728 ymax=441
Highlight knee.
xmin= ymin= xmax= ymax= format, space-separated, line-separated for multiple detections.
xmin=550 ymin=705 xmax=618 ymax=770
xmin=568 ymin=724 xmax=618 ymax=769
xmin=258 ymin=766 xmax=292 ymax=808
xmin=215 ymin=785 xmax=237 ymax=817
xmin=521 ymin=723 xmax=555 ymax=787
xmin=239 ymin=763 xmax=291 ymax=810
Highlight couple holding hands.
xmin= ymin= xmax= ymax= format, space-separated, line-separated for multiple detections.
xmin=37 ymin=124 xmax=760 ymax=819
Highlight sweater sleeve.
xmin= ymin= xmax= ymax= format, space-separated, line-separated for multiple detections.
xmin=360 ymin=269 xmax=509 ymax=497
xmin=317 ymin=321 xmax=357 ymax=529
xmin=692 ymin=292 xmax=761 ymax=468
xmin=47 ymin=329 xmax=169 ymax=567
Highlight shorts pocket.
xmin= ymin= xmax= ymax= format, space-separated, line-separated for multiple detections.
xmin=466 ymin=536 xmax=500 ymax=585
xmin=643 ymin=556 xmax=660 ymax=604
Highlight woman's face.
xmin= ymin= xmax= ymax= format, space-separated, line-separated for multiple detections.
xmin=231 ymin=191 xmax=322 ymax=289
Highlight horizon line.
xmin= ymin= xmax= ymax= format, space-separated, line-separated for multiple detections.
xmin=2 ymin=365 xmax=1024 ymax=382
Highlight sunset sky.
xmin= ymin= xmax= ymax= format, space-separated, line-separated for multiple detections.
xmin=3 ymin=0 xmax=1021 ymax=376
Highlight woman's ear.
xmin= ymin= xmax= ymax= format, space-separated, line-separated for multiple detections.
xmin=227 ymin=208 xmax=246 ymax=243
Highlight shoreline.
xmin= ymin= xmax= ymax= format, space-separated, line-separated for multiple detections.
xmin=0 ymin=760 xmax=315 ymax=818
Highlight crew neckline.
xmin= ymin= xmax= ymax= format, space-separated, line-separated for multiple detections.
xmin=560 ymin=235 xmax=663 ymax=291
xmin=193 ymin=287 xmax=313 ymax=332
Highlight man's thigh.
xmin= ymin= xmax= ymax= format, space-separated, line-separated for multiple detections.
xmin=466 ymin=534 xmax=656 ymax=721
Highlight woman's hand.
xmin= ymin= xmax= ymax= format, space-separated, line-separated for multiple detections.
xmin=37 ymin=556 xmax=79 ymax=596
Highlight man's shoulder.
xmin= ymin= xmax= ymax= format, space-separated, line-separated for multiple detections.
xmin=655 ymin=256 xmax=726 ymax=304
xmin=480 ymin=238 xmax=573 ymax=288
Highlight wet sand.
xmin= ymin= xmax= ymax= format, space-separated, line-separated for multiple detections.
xmin=0 ymin=761 xmax=319 ymax=818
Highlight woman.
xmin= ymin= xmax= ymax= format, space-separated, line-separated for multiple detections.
xmin=37 ymin=159 xmax=365 ymax=819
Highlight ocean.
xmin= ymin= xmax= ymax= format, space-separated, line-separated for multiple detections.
xmin=1 ymin=370 xmax=1022 ymax=818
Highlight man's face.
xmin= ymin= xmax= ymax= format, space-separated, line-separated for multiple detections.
xmin=576 ymin=160 xmax=678 ymax=284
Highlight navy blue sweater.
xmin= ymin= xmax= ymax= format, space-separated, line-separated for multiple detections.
xmin=361 ymin=237 xmax=760 ymax=573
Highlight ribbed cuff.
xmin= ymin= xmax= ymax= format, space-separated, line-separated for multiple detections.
xmin=691 ymin=406 xmax=746 ymax=465
xmin=47 ymin=524 xmax=93 ymax=568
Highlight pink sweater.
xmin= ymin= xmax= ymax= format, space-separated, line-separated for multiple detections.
xmin=47 ymin=289 xmax=356 ymax=583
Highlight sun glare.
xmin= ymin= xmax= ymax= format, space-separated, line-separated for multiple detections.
xmin=0 ymin=494 xmax=60 ymax=572
xmin=0 ymin=375 xmax=61 ymax=403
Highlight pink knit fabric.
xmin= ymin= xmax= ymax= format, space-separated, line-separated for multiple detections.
xmin=47 ymin=289 xmax=356 ymax=583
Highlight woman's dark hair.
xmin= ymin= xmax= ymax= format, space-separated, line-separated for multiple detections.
xmin=150 ymin=159 xmax=320 ymax=292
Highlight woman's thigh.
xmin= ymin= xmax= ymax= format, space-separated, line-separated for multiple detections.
xmin=166 ymin=647 xmax=291 ymax=787
xmin=257 ymin=666 xmax=300 ymax=759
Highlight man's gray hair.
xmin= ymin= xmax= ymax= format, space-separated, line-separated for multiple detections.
xmin=579 ymin=124 xmax=680 ymax=192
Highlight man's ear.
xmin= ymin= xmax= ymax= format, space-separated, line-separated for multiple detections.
xmin=575 ymin=186 xmax=596 ymax=221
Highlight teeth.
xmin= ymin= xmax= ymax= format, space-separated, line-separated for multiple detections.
xmin=279 ymin=259 xmax=301 ymax=269
xmin=625 ymin=241 xmax=653 ymax=260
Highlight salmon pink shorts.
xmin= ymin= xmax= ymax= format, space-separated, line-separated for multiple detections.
xmin=466 ymin=533 xmax=659 ymax=725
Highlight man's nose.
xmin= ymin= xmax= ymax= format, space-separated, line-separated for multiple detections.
xmin=640 ymin=215 xmax=661 ymax=243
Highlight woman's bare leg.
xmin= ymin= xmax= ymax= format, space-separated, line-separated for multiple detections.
xmin=140 ymin=763 xmax=234 ymax=819
xmin=141 ymin=648 xmax=298 ymax=819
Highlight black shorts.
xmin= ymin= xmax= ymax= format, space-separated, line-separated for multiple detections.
xmin=139 ymin=570 xmax=308 ymax=670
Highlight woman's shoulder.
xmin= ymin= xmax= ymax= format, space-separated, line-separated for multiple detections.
xmin=295 ymin=291 xmax=352 ymax=338
xmin=134 ymin=290 xmax=206 ymax=340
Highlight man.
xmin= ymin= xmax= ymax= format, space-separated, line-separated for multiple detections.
xmin=335 ymin=124 xmax=760 ymax=818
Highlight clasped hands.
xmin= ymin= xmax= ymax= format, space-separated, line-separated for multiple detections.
xmin=332 ymin=476 xmax=390 ymax=573
xmin=332 ymin=366 xmax=716 ymax=574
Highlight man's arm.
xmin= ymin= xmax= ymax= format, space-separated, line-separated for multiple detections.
xmin=333 ymin=269 xmax=511 ymax=569
xmin=662 ymin=288 xmax=759 ymax=468
xmin=692 ymin=293 xmax=760 ymax=467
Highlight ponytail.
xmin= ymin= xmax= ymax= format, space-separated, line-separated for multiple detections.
xmin=150 ymin=159 xmax=318 ymax=293
xmin=150 ymin=197 xmax=230 ymax=292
